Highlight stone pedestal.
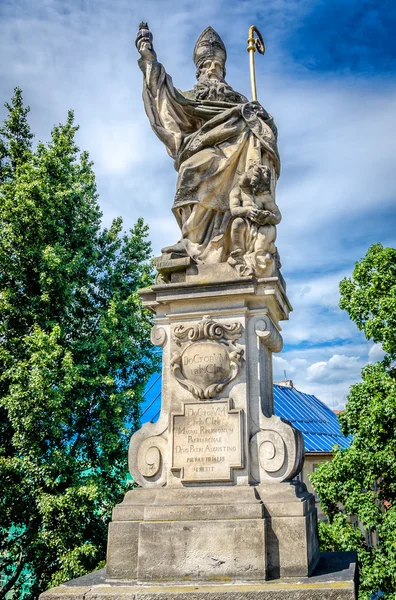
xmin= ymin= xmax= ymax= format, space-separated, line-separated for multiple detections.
xmin=107 ymin=484 xmax=318 ymax=582
xmin=105 ymin=273 xmax=319 ymax=584
xmin=39 ymin=264 xmax=359 ymax=600
xmin=40 ymin=553 xmax=358 ymax=600
xmin=40 ymin=271 xmax=334 ymax=600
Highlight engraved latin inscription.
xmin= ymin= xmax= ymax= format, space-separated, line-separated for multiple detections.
xmin=172 ymin=400 xmax=243 ymax=482
xmin=181 ymin=342 xmax=230 ymax=389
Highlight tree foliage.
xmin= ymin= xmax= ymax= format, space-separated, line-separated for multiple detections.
xmin=339 ymin=244 xmax=396 ymax=361
xmin=0 ymin=88 xmax=157 ymax=598
xmin=311 ymin=243 xmax=396 ymax=599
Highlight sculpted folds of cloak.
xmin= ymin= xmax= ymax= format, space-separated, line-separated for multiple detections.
xmin=137 ymin=25 xmax=280 ymax=266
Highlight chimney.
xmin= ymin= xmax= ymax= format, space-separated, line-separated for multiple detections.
xmin=275 ymin=379 xmax=294 ymax=388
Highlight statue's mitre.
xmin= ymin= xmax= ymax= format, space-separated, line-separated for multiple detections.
xmin=193 ymin=26 xmax=227 ymax=68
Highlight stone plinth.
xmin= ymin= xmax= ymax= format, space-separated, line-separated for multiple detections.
xmin=104 ymin=274 xmax=319 ymax=584
xmin=107 ymin=484 xmax=318 ymax=582
xmin=39 ymin=553 xmax=357 ymax=600
xmin=39 ymin=253 xmax=349 ymax=600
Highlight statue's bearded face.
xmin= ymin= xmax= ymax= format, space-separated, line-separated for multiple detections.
xmin=193 ymin=58 xmax=247 ymax=104
xmin=199 ymin=58 xmax=225 ymax=82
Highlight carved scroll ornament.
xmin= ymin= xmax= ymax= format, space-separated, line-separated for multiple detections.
xmin=250 ymin=415 xmax=304 ymax=483
xmin=170 ymin=316 xmax=244 ymax=400
xmin=255 ymin=315 xmax=283 ymax=353
xmin=128 ymin=421 xmax=168 ymax=487
xmin=150 ymin=325 xmax=167 ymax=347
xmin=173 ymin=318 xmax=242 ymax=344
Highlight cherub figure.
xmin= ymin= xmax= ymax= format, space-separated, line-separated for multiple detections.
xmin=228 ymin=163 xmax=281 ymax=277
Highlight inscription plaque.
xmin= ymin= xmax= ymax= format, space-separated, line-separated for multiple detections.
xmin=172 ymin=400 xmax=243 ymax=482
xmin=181 ymin=342 xmax=230 ymax=389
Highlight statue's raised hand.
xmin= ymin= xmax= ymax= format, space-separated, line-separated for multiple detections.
xmin=136 ymin=22 xmax=157 ymax=61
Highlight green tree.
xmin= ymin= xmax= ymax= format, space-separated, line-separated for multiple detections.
xmin=0 ymin=89 xmax=158 ymax=599
xmin=311 ymin=243 xmax=396 ymax=599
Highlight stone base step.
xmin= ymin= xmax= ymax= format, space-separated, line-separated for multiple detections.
xmin=40 ymin=552 xmax=357 ymax=600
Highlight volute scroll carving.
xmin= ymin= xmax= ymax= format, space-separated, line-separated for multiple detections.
xmin=249 ymin=415 xmax=304 ymax=483
xmin=128 ymin=421 xmax=168 ymax=487
xmin=173 ymin=317 xmax=242 ymax=344
xmin=150 ymin=325 xmax=167 ymax=347
xmin=255 ymin=315 xmax=283 ymax=353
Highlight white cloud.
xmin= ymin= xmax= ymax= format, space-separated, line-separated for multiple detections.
xmin=273 ymin=356 xmax=308 ymax=378
xmin=273 ymin=344 xmax=370 ymax=409
xmin=368 ymin=343 xmax=386 ymax=363
xmin=306 ymin=354 xmax=361 ymax=383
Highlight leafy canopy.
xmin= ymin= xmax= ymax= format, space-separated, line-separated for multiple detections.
xmin=0 ymin=88 xmax=158 ymax=599
xmin=311 ymin=243 xmax=396 ymax=599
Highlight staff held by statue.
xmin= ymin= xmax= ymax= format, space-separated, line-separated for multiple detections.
xmin=247 ymin=25 xmax=265 ymax=102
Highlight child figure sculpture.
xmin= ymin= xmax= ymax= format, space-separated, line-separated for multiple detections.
xmin=228 ymin=163 xmax=281 ymax=277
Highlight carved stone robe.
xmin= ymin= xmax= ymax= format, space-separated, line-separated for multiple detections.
xmin=139 ymin=58 xmax=280 ymax=263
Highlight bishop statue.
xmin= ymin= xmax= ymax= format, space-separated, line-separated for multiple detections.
xmin=136 ymin=24 xmax=281 ymax=279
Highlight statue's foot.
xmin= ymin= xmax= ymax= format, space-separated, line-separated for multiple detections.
xmin=228 ymin=251 xmax=254 ymax=277
xmin=161 ymin=240 xmax=188 ymax=259
xmin=227 ymin=249 xmax=243 ymax=267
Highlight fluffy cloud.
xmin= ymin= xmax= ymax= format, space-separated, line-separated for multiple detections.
xmin=368 ymin=343 xmax=386 ymax=363
xmin=306 ymin=354 xmax=361 ymax=383
xmin=273 ymin=338 xmax=387 ymax=409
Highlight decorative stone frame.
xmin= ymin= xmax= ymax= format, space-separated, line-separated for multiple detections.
xmin=170 ymin=316 xmax=244 ymax=400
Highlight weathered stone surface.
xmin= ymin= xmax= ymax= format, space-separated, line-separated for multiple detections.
xmin=39 ymin=553 xmax=357 ymax=600
xmin=153 ymin=257 xmax=192 ymax=272
xmin=138 ymin=277 xmax=291 ymax=323
xmin=138 ymin=519 xmax=266 ymax=581
xmin=131 ymin=278 xmax=299 ymax=490
xmin=266 ymin=514 xmax=318 ymax=579
xmin=106 ymin=522 xmax=139 ymax=580
xmin=153 ymin=257 xmax=193 ymax=284
xmin=40 ymin=588 xmax=91 ymax=599
xmin=228 ymin=163 xmax=281 ymax=278
xmin=106 ymin=484 xmax=318 ymax=582
xmin=250 ymin=416 xmax=304 ymax=484
xmin=110 ymin=274 xmax=314 ymax=583
xmin=170 ymin=317 xmax=244 ymax=400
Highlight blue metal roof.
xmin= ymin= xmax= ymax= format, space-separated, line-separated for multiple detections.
xmin=140 ymin=372 xmax=351 ymax=453
xmin=140 ymin=371 xmax=162 ymax=423
xmin=273 ymin=385 xmax=352 ymax=451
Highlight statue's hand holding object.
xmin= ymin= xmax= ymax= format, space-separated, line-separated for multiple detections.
xmin=136 ymin=22 xmax=157 ymax=61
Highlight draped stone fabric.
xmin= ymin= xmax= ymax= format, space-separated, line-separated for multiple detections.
xmin=139 ymin=59 xmax=280 ymax=264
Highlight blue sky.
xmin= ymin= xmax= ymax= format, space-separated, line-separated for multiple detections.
xmin=1 ymin=0 xmax=395 ymax=408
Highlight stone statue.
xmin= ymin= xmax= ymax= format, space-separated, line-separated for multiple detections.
xmin=136 ymin=22 xmax=281 ymax=279
xmin=39 ymin=23 xmax=347 ymax=598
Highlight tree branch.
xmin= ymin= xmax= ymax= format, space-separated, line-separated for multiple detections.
xmin=0 ymin=553 xmax=26 ymax=599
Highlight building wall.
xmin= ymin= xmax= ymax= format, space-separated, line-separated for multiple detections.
xmin=300 ymin=452 xmax=332 ymax=520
